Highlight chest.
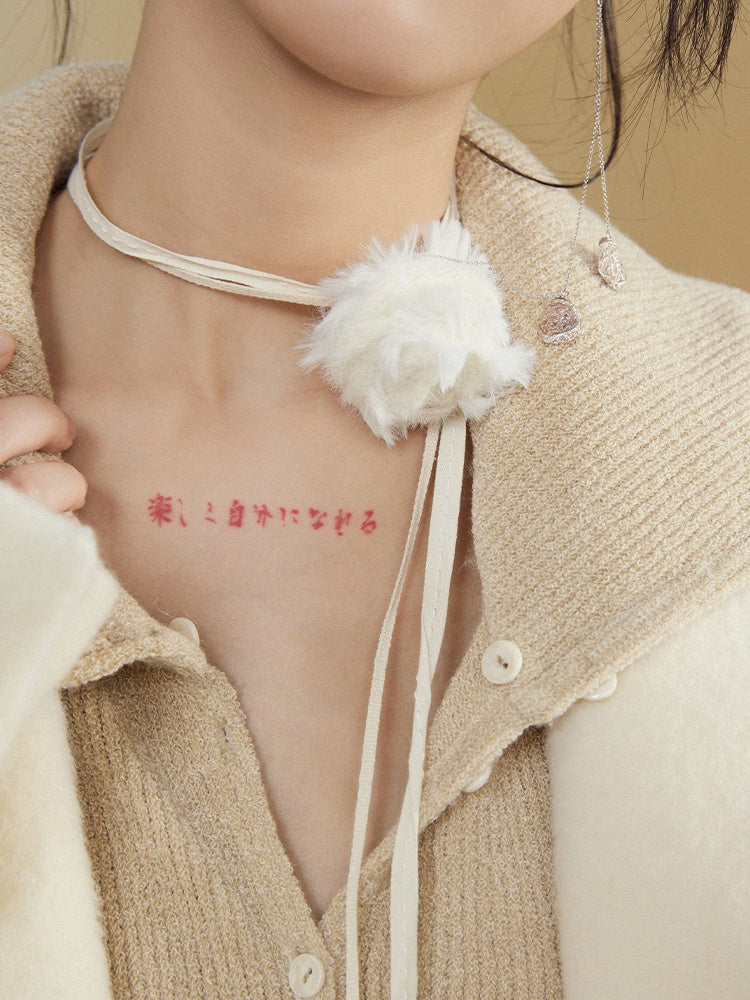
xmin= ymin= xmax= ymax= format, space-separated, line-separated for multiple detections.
xmin=58 ymin=382 xmax=479 ymax=918
xmin=33 ymin=193 xmax=480 ymax=917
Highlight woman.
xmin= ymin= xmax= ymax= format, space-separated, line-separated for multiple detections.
xmin=1 ymin=1 xmax=748 ymax=998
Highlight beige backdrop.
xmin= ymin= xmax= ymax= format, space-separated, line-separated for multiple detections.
xmin=2 ymin=0 xmax=748 ymax=292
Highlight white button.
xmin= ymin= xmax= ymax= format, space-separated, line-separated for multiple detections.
xmin=583 ymin=672 xmax=618 ymax=701
xmin=288 ymin=953 xmax=325 ymax=998
xmin=481 ymin=640 xmax=522 ymax=685
xmin=168 ymin=617 xmax=200 ymax=646
xmin=463 ymin=763 xmax=493 ymax=793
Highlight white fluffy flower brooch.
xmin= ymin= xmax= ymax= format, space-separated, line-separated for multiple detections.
xmin=298 ymin=218 xmax=535 ymax=445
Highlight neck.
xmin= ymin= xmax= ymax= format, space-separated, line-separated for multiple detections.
xmin=85 ymin=0 xmax=478 ymax=285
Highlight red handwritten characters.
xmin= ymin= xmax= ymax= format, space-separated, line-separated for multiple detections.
xmin=147 ymin=494 xmax=173 ymax=527
xmin=334 ymin=509 xmax=352 ymax=537
xmin=176 ymin=498 xmax=188 ymax=527
xmin=146 ymin=494 xmax=376 ymax=535
xmin=228 ymin=499 xmax=245 ymax=528
xmin=309 ymin=508 xmax=328 ymax=531
xmin=278 ymin=507 xmax=300 ymax=527
xmin=360 ymin=510 xmax=377 ymax=535
xmin=253 ymin=503 xmax=274 ymax=527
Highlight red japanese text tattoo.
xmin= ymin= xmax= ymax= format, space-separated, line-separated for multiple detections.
xmin=146 ymin=494 xmax=377 ymax=536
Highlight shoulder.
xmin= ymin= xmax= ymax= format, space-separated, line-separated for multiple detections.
xmin=0 ymin=61 xmax=128 ymax=121
xmin=457 ymin=107 xmax=749 ymax=699
xmin=0 ymin=63 xmax=127 ymax=398
xmin=457 ymin=103 xmax=750 ymax=346
xmin=457 ymin=113 xmax=750 ymax=993
xmin=0 ymin=60 xmax=127 ymax=228
xmin=0 ymin=61 xmax=128 ymax=214
xmin=457 ymin=107 xmax=750 ymax=464
xmin=457 ymin=104 xmax=750 ymax=351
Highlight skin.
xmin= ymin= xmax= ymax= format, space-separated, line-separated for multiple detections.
xmin=242 ymin=0 xmax=581 ymax=96
xmin=0 ymin=328 xmax=85 ymax=511
xmin=83 ymin=0 xmax=578 ymax=285
xmin=7 ymin=0 xmax=575 ymax=506
xmin=28 ymin=0 xmax=580 ymax=919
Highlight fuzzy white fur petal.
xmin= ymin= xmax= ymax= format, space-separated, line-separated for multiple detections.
xmin=0 ymin=483 xmax=118 ymax=998
xmin=298 ymin=218 xmax=535 ymax=444
xmin=547 ymin=584 xmax=750 ymax=1000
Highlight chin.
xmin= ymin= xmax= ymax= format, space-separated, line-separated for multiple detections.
xmin=240 ymin=0 xmax=496 ymax=98
xmin=307 ymin=53 xmax=485 ymax=100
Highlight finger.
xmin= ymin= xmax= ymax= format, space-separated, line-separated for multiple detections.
xmin=0 ymin=460 xmax=88 ymax=513
xmin=0 ymin=395 xmax=76 ymax=463
xmin=0 ymin=328 xmax=16 ymax=368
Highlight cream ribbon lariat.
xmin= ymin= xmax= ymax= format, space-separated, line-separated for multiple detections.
xmin=389 ymin=412 xmax=467 ymax=1000
xmin=67 ymin=122 xmax=532 ymax=999
xmin=68 ymin=121 xmax=330 ymax=306
xmin=343 ymin=413 xmax=466 ymax=1000
xmin=344 ymin=421 xmax=437 ymax=999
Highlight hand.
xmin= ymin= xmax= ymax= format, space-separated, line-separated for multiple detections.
xmin=0 ymin=328 xmax=87 ymax=512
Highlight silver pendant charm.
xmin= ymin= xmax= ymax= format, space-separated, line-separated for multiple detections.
xmin=540 ymin=296 xmax=580 ymax=344
xmin=597 ymin=237 xmax=626 ymax=290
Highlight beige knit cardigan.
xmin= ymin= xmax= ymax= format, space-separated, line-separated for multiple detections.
xmin=0 ymin=63 xmax=749 ymax=1000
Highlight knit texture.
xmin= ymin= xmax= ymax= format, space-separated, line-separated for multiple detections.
xmin=63 ymin=662 xmax=560 ymax=1000
xmin=1 ymin=61 xmax=749 ymax=1000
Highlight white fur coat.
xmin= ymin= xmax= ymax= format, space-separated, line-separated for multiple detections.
xmin=0 ymin=484 xmax=117 ymax=1000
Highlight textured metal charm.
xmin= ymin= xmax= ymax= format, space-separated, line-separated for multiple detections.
xmin=597 ymin=237 xmax=626 ymax=290
xmin=540 ymin=296 xmax=580 ymax=344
